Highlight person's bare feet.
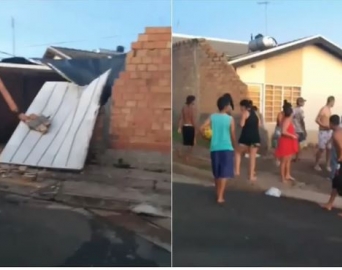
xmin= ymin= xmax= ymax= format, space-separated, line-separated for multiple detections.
xmin=286 ymin=176 xmax=296 ymax=181
xmin=235 ymin=171 xmax=240 ymax=177
xmin=249 ymin=176 xmax=257 ymax=182
xmin=314 ymin=165 xmax=322 ymax=171
xmin=320 ymin=203 xmax=333 ymax=211
xmin=217 ymin=198 xmax=225 ymax=204
xmin=281 ymin=178 xmax=291 ymax=184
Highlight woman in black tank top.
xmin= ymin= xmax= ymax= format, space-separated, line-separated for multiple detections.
xmin=235 ymin=99 xmax=261 ymax=182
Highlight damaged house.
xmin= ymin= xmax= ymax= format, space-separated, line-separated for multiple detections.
xmin=0 ymin=27 xmax=171 ymax=172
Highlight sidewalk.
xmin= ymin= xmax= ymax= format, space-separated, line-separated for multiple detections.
xmin=173 ymin=144 xmax=341 ymax=209
xmin=0 ymin=164 xmax=170 ymax=212
xmin=0 ymin=163 xmax=171 ymax=250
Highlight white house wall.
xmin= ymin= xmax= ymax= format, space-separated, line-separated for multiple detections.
xmin=302 ymin=45 xmax=342 ymax=143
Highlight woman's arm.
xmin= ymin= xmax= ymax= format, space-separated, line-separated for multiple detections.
xmin=230 ymin=117 xmax=237 ymax=149
xmin=178 ymin=107 xmax=184 ymax=133
xmin=256 ymin=112 xmax=262 ymax=128
xmin=281 ymin=119 xmax=297 ymax=139
xmin=240 ymin=111 xmax=248 ymax=127
xmin=276 ymin=112 xmax=283 ymax=125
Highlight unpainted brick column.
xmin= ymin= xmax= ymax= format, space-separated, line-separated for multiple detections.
xmin=172 ymin=39 xmax=201 ymax=127
xmin=198 ymin=41 xmax=247 ymax=120
xmin=172 ymin=38 xmax=247 ymax=125
xmin=111 ymin=27 xmax=171 ymax=153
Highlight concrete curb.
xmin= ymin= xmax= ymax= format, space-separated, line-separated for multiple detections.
xmin=173 ymin=162 xmax=342 ymax=210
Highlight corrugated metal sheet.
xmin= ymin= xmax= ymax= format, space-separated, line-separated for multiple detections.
xmin=0 ymin=70 xmax=110 ymax=170
xmin=0 ymin=70 xmax=66 ymax=144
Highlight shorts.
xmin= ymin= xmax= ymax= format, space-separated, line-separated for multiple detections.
xmin=297 ymin=132 xmax=305 ymax=143
xmin=210 ymin=150 xmax=234 ymax=179
xmin=318 ymin=130 xmax=332 ymax=150
xmin=238 ymin=137 xmax=261 ymax=148
xmin=182 ymin=125 xmax=195 ymax=146
xmin=332 ymin=163 xmax=342 ymax=196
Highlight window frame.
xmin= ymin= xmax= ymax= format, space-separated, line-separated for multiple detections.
xmin=263 ymin=84 xmax=302 ymax=124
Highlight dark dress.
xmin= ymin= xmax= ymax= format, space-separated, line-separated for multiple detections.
xmin=238 ymin=110 xmax=261 ymax=146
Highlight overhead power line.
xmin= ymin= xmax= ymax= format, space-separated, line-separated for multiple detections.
xmin=23 ymin=33 xmax=139 ymax=48
xmin=0 ymin=50 xmax=15 ymax=57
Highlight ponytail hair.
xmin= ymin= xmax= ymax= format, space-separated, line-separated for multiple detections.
xmin=282 ymin=100 xmax=293 ymax=117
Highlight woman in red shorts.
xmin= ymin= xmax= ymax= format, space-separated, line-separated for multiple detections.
xmin=275 ymin=100 xmax=299 ymax=183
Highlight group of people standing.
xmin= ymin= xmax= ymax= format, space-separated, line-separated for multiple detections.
xmin=177 ymin=94 xmax=342 ymax=210
xmin=178 ymin=93 xmax=261 ymax=203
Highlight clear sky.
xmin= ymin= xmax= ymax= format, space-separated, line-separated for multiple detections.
xmin=173 ymin=0 xmax=342 ymax=46
xmin=0 ymin=0 xmax=171 ymax=59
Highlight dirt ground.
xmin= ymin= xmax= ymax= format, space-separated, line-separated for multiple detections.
xmin=173 ymin=145 xmax=332 ymax=195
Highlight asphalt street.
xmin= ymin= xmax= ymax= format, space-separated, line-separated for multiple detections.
xmin=173 ymin=182 xmax=342 ymax=267
xmin=0 ymin=194 xmax=170 ymax=267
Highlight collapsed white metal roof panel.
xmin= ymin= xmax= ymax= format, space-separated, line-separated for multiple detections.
xmin=0 ymin=70 xmax=110 ymax=170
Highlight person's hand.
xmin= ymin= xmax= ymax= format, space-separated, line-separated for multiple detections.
xmin=177 ymin=127 xmax=181 ymax=134
xmin=293 ymin=134 xmax=298 ymax=140
xmin=193 ymin=137 xmax=197 ymax=145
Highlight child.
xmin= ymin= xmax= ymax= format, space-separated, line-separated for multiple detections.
xmin=177 ymin=95 xmax=197 ymax=162
xmin=321 ymin=114 xmax=342 ymax=215
xmin=200 ymin=97 xmax=236 ymax=204
xmin=221 ymin=93 xmax=234 ymax=115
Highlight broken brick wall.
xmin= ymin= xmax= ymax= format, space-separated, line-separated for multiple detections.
xmin=172 ymin=39 xmax=270 ymax=153
xmin=99 ymin=27 xmax=171 ymax=171
xmin=172 ymin=39 xmax=248 ymax=126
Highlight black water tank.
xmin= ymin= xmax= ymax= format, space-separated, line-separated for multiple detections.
xmin=116 ymin=46 xmax=124 ymax=53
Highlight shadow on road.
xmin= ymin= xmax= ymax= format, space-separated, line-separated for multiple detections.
xmin=0 ymin=196 xmax=170 ymax=267
xmin=62 ymin=218 xmax=170 ymax=267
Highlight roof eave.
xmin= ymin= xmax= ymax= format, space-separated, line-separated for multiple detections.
xmin=229 ymin=35 xmax=342 ymax=67
xmin=172 ymin=33 xmax=248 ymax=45
xmin=0 ymin=62 xmax=52 ymax=71
xmin=45 ymin=47 xmax=72 ymax=59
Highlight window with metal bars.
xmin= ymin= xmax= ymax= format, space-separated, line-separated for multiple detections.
xmin=264 ymin=84 xmax=301 ymax=123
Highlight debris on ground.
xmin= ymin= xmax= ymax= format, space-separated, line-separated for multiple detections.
xmin=265 ymin=187 xmax=281 ymax=197
xmin=131 ymin=203 xmax=171 ymax=218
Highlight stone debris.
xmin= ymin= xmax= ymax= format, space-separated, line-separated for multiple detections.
xmin=18 ymin=166 xmax=27 ymax=173
xmin=131 ymin=204 xmax=170 ymax=218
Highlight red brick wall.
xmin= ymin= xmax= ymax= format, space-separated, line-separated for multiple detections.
xmin=198 ymin=41 xmax=247 ymax=118
xmin=172 ymin=39 xmax=247 ymax=123
xmin=110 ymin=27 xmax=171 ymax=153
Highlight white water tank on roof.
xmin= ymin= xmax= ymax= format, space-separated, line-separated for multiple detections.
xmin=248 ymin=34 xmax=277 ymax=52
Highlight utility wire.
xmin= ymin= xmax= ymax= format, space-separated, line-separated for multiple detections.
xmin=0 ymin=50 xmax=15 ymax=57
xmin=23 ymin=33 xmax=138 ymax=48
